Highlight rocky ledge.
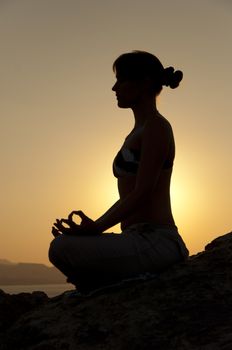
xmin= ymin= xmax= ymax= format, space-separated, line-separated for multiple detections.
xmin=1 ymin=231 xmax=232 ymax=350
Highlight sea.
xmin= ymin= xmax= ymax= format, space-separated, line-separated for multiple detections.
xmin=0 ymin=284 xmax=75 ymax=297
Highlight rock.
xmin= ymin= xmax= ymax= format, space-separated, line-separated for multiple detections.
xmin=1 ymin=231 xmax=232 ymax=350
xmin=0 ymin=290 xmax=49 ymax=333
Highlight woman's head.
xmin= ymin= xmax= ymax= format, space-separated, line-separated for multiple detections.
xmin=113 ymin=50 xmax=183 ymax=96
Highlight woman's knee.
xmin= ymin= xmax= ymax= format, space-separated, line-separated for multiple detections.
xmin=48 ymin=235 xmax=64 ymax=265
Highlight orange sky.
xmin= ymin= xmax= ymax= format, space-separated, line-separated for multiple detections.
xmin=0 ymin=0 xmax=231 ymax=264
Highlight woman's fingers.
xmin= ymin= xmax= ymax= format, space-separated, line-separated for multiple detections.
xmin=53 ymin=219 xmax=63 ymax=230
xmin=52 ymin=218 xmax=82 ymax=235
xmin=68 ymin=210 xmax=93 ymax=226
xmin=60 ymin=218 xmax=76 ymax=228
xmin=53 ymin=219 xmax=70 ymax=234
xmin=51 ymin=226 xmax=61 ymax=237
xmin=68 ymin=210 xmax=84 ymax=222
xmin=52 ymin=211 xmax=91 ymax=237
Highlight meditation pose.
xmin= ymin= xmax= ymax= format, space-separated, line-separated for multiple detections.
xmin=49 ymin=50 xmax=189 ymax=294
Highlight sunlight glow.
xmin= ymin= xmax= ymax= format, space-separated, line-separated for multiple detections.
xmin=1 ymin=0 xmax=231 ymax=263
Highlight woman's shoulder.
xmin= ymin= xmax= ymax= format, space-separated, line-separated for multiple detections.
xmin=143 ymin=113 xmax=173 ymax=138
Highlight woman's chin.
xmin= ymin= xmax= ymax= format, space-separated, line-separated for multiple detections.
xmin=117 ymin=100 xmax=130 ymax=109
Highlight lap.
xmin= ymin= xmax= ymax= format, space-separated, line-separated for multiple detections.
xmin=49 ymin=232 xmax=144 ymax=276
xmin=49 ymin=223 xmax=188 ymax=277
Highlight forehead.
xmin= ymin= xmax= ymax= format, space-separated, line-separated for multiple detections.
xmin=115 ymin=71 xmax=138 ymax=81
xmin=114 ymin=63 xmax=133 ymax=78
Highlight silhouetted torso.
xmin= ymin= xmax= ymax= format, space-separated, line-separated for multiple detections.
xmin=115 ymin=116 xmax=175 ymax=230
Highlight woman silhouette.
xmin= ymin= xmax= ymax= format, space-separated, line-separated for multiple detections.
xmin=49 ymin=51 xmax=189 ymax=294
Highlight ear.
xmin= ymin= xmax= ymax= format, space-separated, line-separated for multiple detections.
xmin=141 ymin=77 xmax=154 ymax=92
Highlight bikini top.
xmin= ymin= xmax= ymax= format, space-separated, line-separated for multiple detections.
xmin=113 ymin=146 xmax=173 ymax=178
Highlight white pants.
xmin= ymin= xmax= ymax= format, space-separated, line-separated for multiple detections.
xmin=49 ymin=223 xmax=189 ymax=292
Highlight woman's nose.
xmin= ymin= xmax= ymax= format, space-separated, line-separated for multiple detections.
xmin=112 ymin=82 xmax=117 ymax=91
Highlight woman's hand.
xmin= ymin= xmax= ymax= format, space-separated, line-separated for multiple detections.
xmin=51 ymin=217 xmax=80 ymax=237
xmin=51 ymin=210 xmax=101 ymax=237
xmin=68 ymin=210 xmax=94 ymax=227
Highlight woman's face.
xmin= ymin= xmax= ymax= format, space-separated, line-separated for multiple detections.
xmin=112 ymin=75 xmax=144 ymax=109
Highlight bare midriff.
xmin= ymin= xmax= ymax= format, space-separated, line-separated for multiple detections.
xmin=118 ymin=168 xmax=175 ymax=231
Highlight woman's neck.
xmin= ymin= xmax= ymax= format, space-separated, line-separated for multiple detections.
xmin=131 ymin=97 xmax=159 ymax=128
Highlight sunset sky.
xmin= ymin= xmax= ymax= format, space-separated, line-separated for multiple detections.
xmin=1 ymin=0 xmax=231 ymax=265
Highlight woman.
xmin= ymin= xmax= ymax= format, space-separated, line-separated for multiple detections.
xmin=49 ymin=50 xmax=189 ymax=294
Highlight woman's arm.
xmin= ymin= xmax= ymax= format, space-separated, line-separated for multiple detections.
xmin=52 ymin=200 xmax=122 ymax=236
xmin=95 ymin=190 xmax=147 ymax=232
xmin=53 ymin=118 xmax=172 ymax=236
xmin=95 ymin=117 xmax=172 ymax=232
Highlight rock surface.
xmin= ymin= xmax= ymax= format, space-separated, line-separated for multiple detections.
xmin=1 ymin=231 xmax=232 ymax=350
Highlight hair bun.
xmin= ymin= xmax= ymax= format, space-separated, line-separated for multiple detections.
xmin=163 ymin=66 xmax=183 ymax=89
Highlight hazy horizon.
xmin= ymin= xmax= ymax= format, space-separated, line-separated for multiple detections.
xmin=1 ymin=0 xmax=231 ymax=264
xmin=0 ymin=258 xmax=51 ymax=266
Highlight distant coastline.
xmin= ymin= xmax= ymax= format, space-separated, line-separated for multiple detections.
xmin=0 ymin=283 xmax=74 ymax=297
xmin=0 ymin=259 xmax=65 ymax=285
